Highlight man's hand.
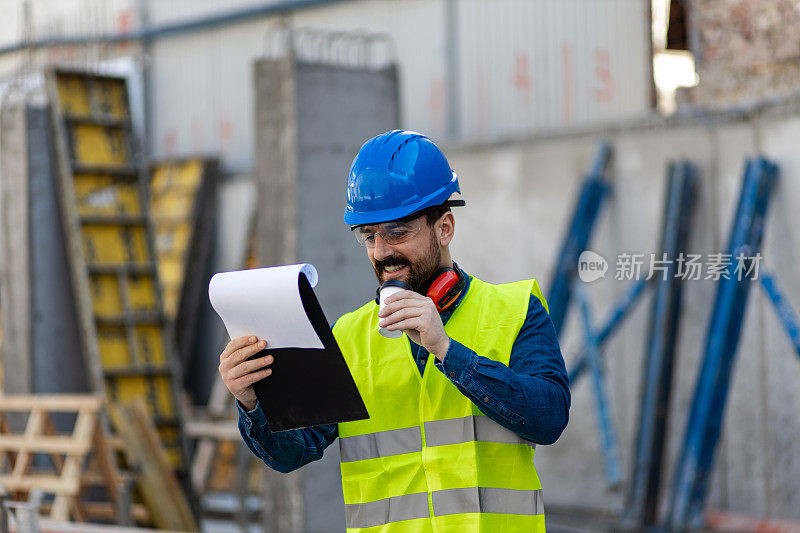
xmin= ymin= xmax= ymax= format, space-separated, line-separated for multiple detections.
xmin=219 ymin=335 xmax=273 ymax=411
xmin=378 ymin=290 xmax=451 ymax=360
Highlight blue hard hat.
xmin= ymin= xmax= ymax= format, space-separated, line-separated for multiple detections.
xmin=344 ymin=130 xmax=463 ymax=225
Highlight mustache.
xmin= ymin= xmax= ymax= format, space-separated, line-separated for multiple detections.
xmin=374 ymin=256 xmax=410 ymax=270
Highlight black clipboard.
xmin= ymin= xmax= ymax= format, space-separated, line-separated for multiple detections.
xmin=250 ymin=273 xmax=369 ymax=431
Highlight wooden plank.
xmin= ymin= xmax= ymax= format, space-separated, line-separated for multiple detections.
xmin=75 ymin=502 xmax=149 ymax=523
xmin=189 ymin=378 xmax=232 ymax=494
xmin=0 ymin=394 xmax=103 ymax=411
xmin=50 ymin=494 xmax=72 ymax=522
xmin=42 ymin=412 xmax=66 ymax=473
xmin=108 ymin=402 xmax=197 ymax=532
xmin=0 ymin=435 xmax=92 ymax=454
xmin=0 ymin=474 xmax=78 ymax=494
xmin=88 ymin=417 xmax=121 ymax=517
xmin=10 ymin=409 xmax=44 ymax=481
xmin=184 ymin=420 xmax=239 ymax=440
xmin=34 ymin=518 xmax=184 ymax=533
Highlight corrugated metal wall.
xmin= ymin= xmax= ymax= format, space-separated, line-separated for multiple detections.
xmin=1 ymin=0 xmax=652 ymax=171
xmin=146 ymin=0 xmax=651 ymax=171
xmin=456 ymin=0 xmax=652 ymax=137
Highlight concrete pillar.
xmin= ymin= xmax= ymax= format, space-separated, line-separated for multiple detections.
xmin=0 ymin=102 xmax=87 ymax=396
xmin=254 ymin=50 xmax=400 ymax=533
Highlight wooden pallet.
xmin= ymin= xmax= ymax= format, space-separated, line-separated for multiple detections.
xmin=0 ymin=395 xmax=120 ymax=523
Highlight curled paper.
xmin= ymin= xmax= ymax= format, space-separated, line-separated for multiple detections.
xmin=209 ymin=263 xmax=324 ymax=349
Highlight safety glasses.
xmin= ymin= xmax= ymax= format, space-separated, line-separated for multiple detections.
xmin=351 ymin=217 xmax=424 ymax=247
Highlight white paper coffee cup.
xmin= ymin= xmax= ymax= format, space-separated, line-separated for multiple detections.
xmin=378 ymin=281 xmax=411 ymax=338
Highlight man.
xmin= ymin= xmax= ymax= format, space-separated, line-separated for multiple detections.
xmin=219 ymin=130 xmax=570 ymax=532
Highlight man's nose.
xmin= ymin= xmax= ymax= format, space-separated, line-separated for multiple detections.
xmin=372 ymin=233 xmax=393 ymax=260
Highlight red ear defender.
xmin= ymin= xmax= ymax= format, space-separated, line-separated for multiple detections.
xmin=426 ymin=268 xmax=466 ymax=312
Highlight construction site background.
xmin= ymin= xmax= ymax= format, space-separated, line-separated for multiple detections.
xmin=0 ymin=1 xmax=799 ymax=532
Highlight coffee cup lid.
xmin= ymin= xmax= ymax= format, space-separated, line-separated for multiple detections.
xmin=380 ymin=280 xmax=412 ymax=292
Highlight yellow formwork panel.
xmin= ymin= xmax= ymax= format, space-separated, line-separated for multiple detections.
xmin=154 ymin=224 xmax=191 ymax=257
xmin=97 ymin=324 xmax=168 ymax=367
xmin=150 ymin=159 xmax=206 ymax=321
xmin=51 ymin=70 xmax=186 ymax=471
xmin=72 ymin=125 xmax=128 ymax=165
xmin=158 ymin=260 xmax=183 ymax=318
xmin=134 ymin=325 xmax=166 ymax=364
xmin=82 ymin=225 xmax=150 ymax=265
xmin=158 ymin=256 xmax=184 ymax=285
xmin=89 ymin=273 xmax=158 ymax=317
xmin=98 ymin=326 xmax=130 ymax=367
xmin=90 ymin=274 xmax=123 ymax=317
xmin=75 ymin=174 xmax=141 ymax=216
xmin=56 ymin=75 xmax=130 ymax=117
xmin=128 ymin=275 xmax=158 ymax=314
xmin=158 ymin=427 xmax=183 ymax=468
xmin=109 ymin=375 xmax=175 ymax=418
xmin=151 ymin=194 xmax=195 ymax=219
xmin=94 ymin=78 xmax=129 ymax=117
xmin=151 ymin=160 xmax=203 ymax=194
xmin=57 ymin=76 xmax=91 ymax=115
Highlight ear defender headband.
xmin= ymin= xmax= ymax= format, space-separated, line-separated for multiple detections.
xmin=374 ymin=264 xmax=467 ymax=313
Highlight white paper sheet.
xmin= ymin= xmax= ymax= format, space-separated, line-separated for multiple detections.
xmin=208 ymin=263 xmax=324 ymax=349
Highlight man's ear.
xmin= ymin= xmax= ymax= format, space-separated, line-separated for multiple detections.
xmin=437 ymin=212 xmax=455 ymax=246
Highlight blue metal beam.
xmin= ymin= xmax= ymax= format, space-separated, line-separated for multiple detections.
xmin=666 ymin=157 xmax=778 ymax=530
xmin=627 ymin=161 xmax=697 ymax=526
xmin=547 ymin=141 xmax=612 ymax=337
xmin=573 ymin=281 xmax=623 ymax=488
xmin=760 ymin=270 xmax=800 ymax=358
xmin=567 ymin=276 xmax=649 ymax=385
xmin=0 ymin=0 xmax=359 ymax=56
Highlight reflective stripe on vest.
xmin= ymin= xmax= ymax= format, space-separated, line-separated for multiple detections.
xmin=339 ymin=425 xmax=422 ymax=462
xmin=433 ymin=487 xmax=544 ymax=517
xmin=340 ymin=415 xmax=534 ymax=462
xmin=345 ymin=488 xmax=545 ymax=528
xmin=345 ymin=492 xmax=429 ymax=529
xmin=424 ymin=414 xmax=536 ymax=449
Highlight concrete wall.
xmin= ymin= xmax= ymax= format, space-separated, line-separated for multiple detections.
xmin=444 ymin=103 xmax=800 ymax=521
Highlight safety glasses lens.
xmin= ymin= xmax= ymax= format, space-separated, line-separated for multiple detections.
xmin=352 ymin=219 xmax=421 ymax=247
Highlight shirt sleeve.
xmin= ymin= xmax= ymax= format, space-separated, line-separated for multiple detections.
xmin=237 ymin=400 xmax=338 ymax=473
xmin=434 ymin=295 xmax=571 ymax=445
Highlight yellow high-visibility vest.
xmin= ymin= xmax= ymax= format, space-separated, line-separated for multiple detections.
xmin=333 ymin=275 xmax=549 ymax=532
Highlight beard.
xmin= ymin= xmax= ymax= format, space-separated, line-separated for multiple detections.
xmin=372 ymin=231 xmax=442 ymax=293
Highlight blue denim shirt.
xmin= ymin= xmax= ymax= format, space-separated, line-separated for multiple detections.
xmin=237 ymin=271 xmax=570 ymax=473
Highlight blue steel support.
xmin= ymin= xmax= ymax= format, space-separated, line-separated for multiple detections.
xmin=568 ymin=276 xmax=649 ymax=385
xmin=666 ymin=158 xmax=778 ymax=531
xmin=573 ymin=281 xmax=623 ymax=488
xmin=760 ymin=270 xmax=800 ymax=358
xmin=548 ymin=142 xmax=612 ymax=337
xmin=628 ymin=161 xmax=697 ymax=526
